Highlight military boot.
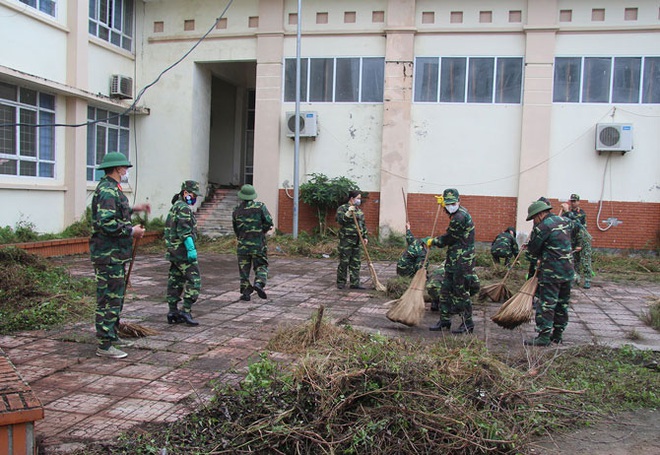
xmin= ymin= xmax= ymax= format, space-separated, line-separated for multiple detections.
xmin=524 ymin=332 xmax=552 ymax=346
xmin=429 ymin=319 xmax=452 ymax=331
xmin=240 ymin=285 xmax=253 ymax=301
xmin=583 ymin=280 xmax=591 ymax=289
xmin=254 ymin=282 xmax=268 ymax=299
xmin=451 ymin=321 xmax=475 ymax=334
xmin=430 ymin=299 xmax=439 ymax=312
xmin=178 ymin=311 xmax=199 ymax=326
xmin=550 ymin=329 xmax=563 ymax=344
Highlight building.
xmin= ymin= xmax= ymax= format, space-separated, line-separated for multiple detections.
xmin=1 ymin=0 xmax=659 ymax=250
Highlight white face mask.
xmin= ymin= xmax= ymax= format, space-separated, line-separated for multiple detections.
xmin=354 ymin=198 xmax=361 ymax=206
xmin=446 ymin=203 xmax=459 ymax=214
xmin=120 ymin=170 xmax=130 ymax=183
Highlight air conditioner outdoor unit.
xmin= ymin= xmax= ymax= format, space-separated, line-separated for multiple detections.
xmin=110 ymin=74 xmax=133 ymax=99
xmin=286 ymin=111 xmax=318 ymax=138
xmin=595 ymin=123 xmax=633 ymax=153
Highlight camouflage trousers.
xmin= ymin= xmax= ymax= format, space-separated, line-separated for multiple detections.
xmin=336 ymin=237 xmax=361 ymax=287
xmin=534 ymin=280 xmax=572 ymax=336
xmin=573 ymin=245 xmax=593 ymax=283
xmin=238 ymin=251 xmax=269 ymax=292
xmin=434 ymin=265 xmax=479 ymax=325
xmin=94 ymin=263 xmax=126 ymax=348
xmin=167 ymin=260 xmax=201 ymax=312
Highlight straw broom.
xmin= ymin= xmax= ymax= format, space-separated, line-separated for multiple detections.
xmin=478 ymin=247 xmax=525 ymax=303
xmin=117 ymin=236 xmax=159 ymax=338
xmin=491 ymin=271 xmax=538 ymax=330
xmin=386 ymin=199 xmax=443 ymax=326
xmin=352 ymin=211 xmax=386 ymax=292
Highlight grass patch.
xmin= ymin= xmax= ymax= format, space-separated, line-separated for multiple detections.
xmin=643 ymin=297 xmax=660 ymax=330
xmin=0 ymin=247 xmax=95 ymax=334
xmin=73 ymin=318 xmax=660 ymax=455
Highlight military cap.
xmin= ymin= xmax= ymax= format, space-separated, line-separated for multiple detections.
xmin=570 ymin=193 xmax=580 ymax=201
xmin=442 ymin=188 xmax=460 ymax=205
xmin=526 ymin=200 xmax=552 ymax=221
xmin=97 ymin=152 xmax=132 ymax=170
xmin=181 ymin=180 xmax=200 ymax=194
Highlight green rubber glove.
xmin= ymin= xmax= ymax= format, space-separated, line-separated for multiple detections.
xmin=184 ymin=237 xmax=197 ymax=261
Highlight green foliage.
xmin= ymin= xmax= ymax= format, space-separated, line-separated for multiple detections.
xmin=299 ymin=173 xmax=360 ymax=236
xmin=0 ymin=248 xmax=95 ymax=334
xmin=644 ymin=298 xmax=660 ymax=330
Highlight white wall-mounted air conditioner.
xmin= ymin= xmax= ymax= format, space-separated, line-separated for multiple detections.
xmin=286 ymin=111 xmax=318 ymax=138
xmin=110 ymin=75 xmax=133 ymax=99
xmin=595 ymin=123 xmax=633 ymax=153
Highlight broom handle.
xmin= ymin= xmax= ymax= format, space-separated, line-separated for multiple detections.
xmin=500 ymin=246 xmax=525 ymax=284
xmin=402 ymin=188 xmax=408 ymax=224
xmin=125 ymin=236 xmax=140 ymax=287
xmin=352 ymin=210 xmax=374 ymax=265
xmin=422 ymin=203 xmax=444 ymax=269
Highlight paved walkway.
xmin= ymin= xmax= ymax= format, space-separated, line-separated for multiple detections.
xmin=1 ymin=252 xmax=659 ymax=453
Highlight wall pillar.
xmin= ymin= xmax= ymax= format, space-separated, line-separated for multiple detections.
xmin=516 ymin=0 xmax=558 ymax=232
xmin=378 ymin=0 xmax=416 ymax=238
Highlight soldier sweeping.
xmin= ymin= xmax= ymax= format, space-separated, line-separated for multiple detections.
xmin=164 ymin=180 xmax=201 ymax=326
xmin=396 ymin=222 xmax=430 ymax=278
xmin=90 ymin=152 xmax=151 ymax=359
xmin=491 ymin=227 xmax=518 ymax=266
xmin=427 ymin=189 xmax=479 ymax=334
xmin=524 ymin=199 xmax=575 ymax=346
xmin=232 ymin=184 xmax=273 ymax=301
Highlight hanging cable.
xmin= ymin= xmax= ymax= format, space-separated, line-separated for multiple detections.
xmin=595 ymin=153 xmax=614 ymax=232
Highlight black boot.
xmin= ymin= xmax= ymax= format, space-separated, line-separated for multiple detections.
xmin=254 ymin=282 xmax=268 ymax=299
xmin=429 ymin=320 xmax=451 ymax=331
xmin=240 ymin=285 xmax=253 ymax=301
xmin=167 ymin=310 xmax=184 ymax=324
xmin=178 ymin=311 xmax=199 ymax=326
xmin=430 ymin=300 xmax=439 ymax=312
xmin=451 ymin=322 xmax=475 ymax=334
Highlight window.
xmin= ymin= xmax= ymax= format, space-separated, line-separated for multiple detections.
xmin=86 ymin=107 xmax=130 ymax=181
xmin=19 ymin=0 xmax=56 ymax=17
xmin=553 ymin=56 xmax=660 ymax=104
xmin=89 ymin=0 xmax=134 ymax=51
xmin=284 ymin=57 xmax=385 ymax=103
xmin=414 ymin=57 xmax=523 ymax=104
xmin=0 ymin=82 xmax=55 ymax=177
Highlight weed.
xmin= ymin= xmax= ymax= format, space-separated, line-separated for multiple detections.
xmin=625 ymin=328 xmax=643 ymax=341
xmin=643 ymin=297 xmax=660 ymax=330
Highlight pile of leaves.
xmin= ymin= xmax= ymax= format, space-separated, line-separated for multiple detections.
xmin=75 ymin=313 xmax=660 ymax=455
xmin=0 ymin=247 xmax=95 ymax=334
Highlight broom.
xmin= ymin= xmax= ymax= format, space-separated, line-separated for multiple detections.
xmin=386 ymin=199 xmax=443 ymax=326
xmin=352 ymin=211 xmax=386 ymax=292
xmin=491 ymin=271 xmax=538 ymax=330
xmin=478 ymin=247 xmax=525 ymax=303
xmin=117 ymin=235 xmax=159 ymax=338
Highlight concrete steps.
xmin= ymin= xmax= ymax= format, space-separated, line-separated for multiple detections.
xmin=197 ymin=188 xmax=239 ymax=238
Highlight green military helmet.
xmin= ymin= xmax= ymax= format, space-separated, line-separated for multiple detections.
xmin=238 ymin=184 xmax=257 ymax=200
xmin=442 ymin=188 xmax=459 ymax=205
xmin=526 ymin=200 xmax=552 ymax=221
xmin=97 ymin=152 xmax=132 ymax=170
xmin=181 ymin=180 xmax=200 ymax=194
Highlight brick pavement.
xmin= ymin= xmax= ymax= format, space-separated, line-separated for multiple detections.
xmin=0 ymin=252 xmax=658 ymax=453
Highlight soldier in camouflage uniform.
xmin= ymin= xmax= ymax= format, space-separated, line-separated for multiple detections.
xmin=426 ymin=265 xmax=445 ymax=312
xmin=164 ymin=180 xmax=201 ymax=326
xmin=90 ymin=152 xmax=150 ymax=359
xmin=427 ymin=189 xmax=479 ymax=334
xmin=524 ymin=200 xmax=575 ymax=346
xmin=336 ymin=191 xmax=368 ymax=289
xmin=396 ymin=222 xmax=430 ymax=278
xmin=232 ymin=184 xmax=273 ymax=301
xmin=561 ymin=197 xmax=592 ymax=288
xmin=490 ymin=226 xmax=519 ymax=266
xmin=564 ymin=193 xmax=587 ymax=227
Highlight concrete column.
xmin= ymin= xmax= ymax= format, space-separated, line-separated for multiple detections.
xmin=516 ymin=0 xmax=558 ymax=231
xmin=378 ymin=0 xmax=416 ymax=238
xmin=63 ymin=0 xmax=89 ymax=227
xmin=253 ymin=0 xmax=284 ymax=228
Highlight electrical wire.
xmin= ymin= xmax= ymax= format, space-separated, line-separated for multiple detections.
xmin=595 ymin=153 xmax=614 ymax=232
xmin=0 ymin=0 xmax=235 ymax=129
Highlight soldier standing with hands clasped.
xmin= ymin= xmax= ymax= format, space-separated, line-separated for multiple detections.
xmin=336 ymin=190 xmax=367 ymax=289
xmin=164 ymin=180 xmax=202 ymax=326
xmin=232 ymin=184 xmax=274 ymax=301
xmin=90 ymin=152 xmax=151 ymax=359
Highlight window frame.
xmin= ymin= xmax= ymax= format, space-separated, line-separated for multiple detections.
xmin=86 ymin=107 xmax=131 ymax=181
xmin=88 ymin=0 xmax=135 ymax=52
xmin=0 ymin=82 xmax=56 ymax=178
xmin=18 ymin=0 xmax=56 ymax=17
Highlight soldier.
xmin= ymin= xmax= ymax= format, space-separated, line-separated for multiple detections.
xmin=90 ymin=152 xmax=150 ymax=359
xmin=427 ymin=189 xmax=479 ymax=334
xmin=396 ymin=221 xmax=430 ymax=278
xmin=232 ymin=184 xmax=273 ymax=301
xmin=524 ymin=200 xmax=575 ymax=346
xmin=561 ymin=201 xmax=594 ymax=289
xmin=491 ymin=226 xmax=519 ymax=266
xmin=336 ymin=190 xmax=367 ymax=289
xmin=164 ymin=180 xmax=201 ymax=326
xmin=564 ymin=193 xmax=587 ymax=227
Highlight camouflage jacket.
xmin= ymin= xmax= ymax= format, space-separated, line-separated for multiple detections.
xmin=527 ymin=214 xmax=575 ymax=283
xmin=565 ymin=217 xmax=592 ymax=250
xmin=430 ymin=206 xmax=475 ymax=270
xmin=565 ymin=207 xmax=587 ymax=228
xmin=491 ymin=231 xmax=519 ymax=258
xmin=397 ymin=229 xmax=428 ymax=275
xmin=336 ymin=203 xmax=367 ymax=242
xmin=164 ymin=196 xmax=198 ymax=262
xmin=232 ymin=200 xmax=273 ymax=254
xmin=89 ymin=175 xmax=134 ymax=265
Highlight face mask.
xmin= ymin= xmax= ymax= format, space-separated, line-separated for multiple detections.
xmin=120 ymin=170 xmax=129 ymax=183
xmin=354 ymin=198 xmax=361 ymax=206
xmin=446 ymin=203 xmax=459 ymax=214
xmin=184 ymin=195 xmax=197 ymax=206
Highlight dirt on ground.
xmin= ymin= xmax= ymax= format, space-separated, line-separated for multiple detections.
xmin=530 ymin=408 xmax=660 ymax=454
